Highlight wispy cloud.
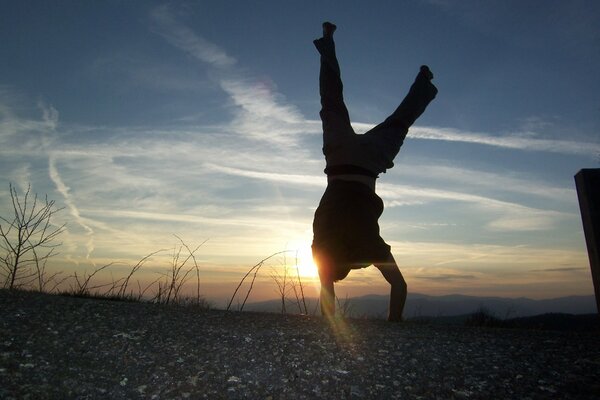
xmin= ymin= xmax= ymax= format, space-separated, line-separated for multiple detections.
xmin=83 ymin=207 xmax=307 ymax=231
xmin=204 ymin=161 xmax=570 ymax=233
xmin=411 ymin=126 xmax=600 ymax=156
xmin=89 ymin=54 xmax=213 ymax=94
xmin=0 ymin=4 xmax=591 ymax=298
xmin=150 ymin=5 xmax=236 ymax=68
xmin=220 ymin=79 xmax=319 ymax=147
xmin=351 ymin=122 xmax=600 ymax=156
xmin=150 ymin=5 xmax=319 ymax=149
xmin=530 ymin=267 xmax=587 ymax=273
xmin=387 ymin=240 xmax=589 ymax=272
xmin=48 ymin=155 xmax=95 ymax=258
xmin=397 ymin=163 xmax=576 ymax=203
xmin=203 ymin=160 xmax=570 ymax=233
xmin=204 ymin=163 xmax=323 ymax=188
xmin=379 ymin=182 xmax=571 ymax=232
xmin=414 ymin=273 xmax=477 ymax=281
xmin=0 ymin=91 xmax=57 ymax=153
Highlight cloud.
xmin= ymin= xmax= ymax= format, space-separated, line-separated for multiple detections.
xmin=414 ymin=273 xmax=477 ymax=281
xmin=397 ymin=163 xmax=575 ymax=204
xmin=0 ymin=4 xmax=590 ymax=293
xmin=388 ymin=240 xmax=589 ymax=273
xmin=411 ymin=126 xmax=600 ymax=156
xmin=0 ymin=92 xmax=57 ymax=153
xmin=0 ymin=99 xmax=96 ymax=258
xmin=38 ymin=101 xmax=59 ymax=131
xmin=406 ymin=222 xmax=459 ymax=230
xmin=48 ymin=155 xmax=95 ymax=258
xmin=220 ymin=79 xmax=319 ymax=147
xmin=379 ymin=181 xmax=571 ymax=232
xmin=206 ymin=161 xmax=569 ymax=233
xmin=83 ymin=207 xmax=306 ymax=231
xmin=7 ymin=165 xmax=31 ymax=194
xmin=206 ymin=162 xmax=568 ymax=232
xmin=146 ymin=7 xmax=600 ymax=159
xmin=201 ymin=159 xmax=571 ymax=233
xmin=149 ymin=5 xmax=320 ymax=149
xmin=204 ymin=161 xmax=568 ymax=233
xmin=204 ymin=163 xmax=323 ymax=188
xmin=530 ymin=267 xmax=587 ymax=273
xmin=89 ymin=54 xmax=213 ymax=94
xmin=150 ymin=5 xmax=236 ymax=68
xmin=484 ymin=211 xmax=558 ymax=232
xmin=351 ymin=122 xmax=600 ymax=156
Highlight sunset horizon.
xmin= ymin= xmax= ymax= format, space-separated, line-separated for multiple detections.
xmin=2 ymin=1 xmax=599 ymax=306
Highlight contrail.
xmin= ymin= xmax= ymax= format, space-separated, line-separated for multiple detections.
xmin=48 ymin=155 xmax=95 ymax=258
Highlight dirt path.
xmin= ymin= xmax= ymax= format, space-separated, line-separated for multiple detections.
xmin=1 ymin=289 xmax=599 ymax=399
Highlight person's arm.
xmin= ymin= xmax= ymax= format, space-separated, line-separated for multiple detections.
xmin=319 ymin=272 xmax=336 ymax=319
xmin=375 ymin=254 xmax=407 ymax=321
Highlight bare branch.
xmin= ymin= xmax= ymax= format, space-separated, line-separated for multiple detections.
xmin=1 ymin=183 xmax=65 ymax=290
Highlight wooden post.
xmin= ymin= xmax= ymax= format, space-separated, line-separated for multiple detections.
xmin=575 ymin=169 xmax=600 ymax=314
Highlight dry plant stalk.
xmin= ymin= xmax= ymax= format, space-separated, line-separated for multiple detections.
xmin=226 ymin=251 xmax=288 ymax=312
xmin=70 ymin=263 xmax=116 ymax=296
xmin=228 ymin=250 xmax=309 ymax=314
xmin=148 ymin=236 xmax=206 ymax=305
xmin=55 ymin=237 xmax=207 ymax=306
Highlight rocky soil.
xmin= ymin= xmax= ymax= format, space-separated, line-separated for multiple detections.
xmin=1 ymin=289 xmax=599 ymax=399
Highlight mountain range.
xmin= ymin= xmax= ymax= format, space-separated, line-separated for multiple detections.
xmin=242 ymin=293 xmax=597 ymax=319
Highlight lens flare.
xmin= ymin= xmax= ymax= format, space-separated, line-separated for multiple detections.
xmin=286 ymin=240 xmax=319 ymax=279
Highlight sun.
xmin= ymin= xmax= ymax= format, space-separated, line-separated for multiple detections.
xmin=288 ymin=241 xmax=319 ymax=279
xmin=296 ymin=258 xmax=319 ymax=279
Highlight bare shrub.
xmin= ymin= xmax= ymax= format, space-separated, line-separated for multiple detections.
xmin=270 ymin=253 xmax=290 ymax=314
xmin=0 ymin=183 xmax=65 ymax=290
xmin=465 ymin=306 xmax=502 ymax=327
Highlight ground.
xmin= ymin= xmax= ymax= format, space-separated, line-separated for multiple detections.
xmin=1 ymin=289 xmax=599 ymax=399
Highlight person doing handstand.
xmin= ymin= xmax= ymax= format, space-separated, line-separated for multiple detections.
xmin=312 ymin=22 xmax=438 ymax=321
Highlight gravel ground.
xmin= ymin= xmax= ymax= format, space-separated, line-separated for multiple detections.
xmin=1 ymin=289 xmax=600 ymax=399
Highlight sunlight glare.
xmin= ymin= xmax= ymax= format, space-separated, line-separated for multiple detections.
xmin=288 ymin=241 xmax=319 ymax=279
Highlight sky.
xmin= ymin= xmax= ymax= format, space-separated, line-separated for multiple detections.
xmin=1 ymin=1 xmax=599 ymax=306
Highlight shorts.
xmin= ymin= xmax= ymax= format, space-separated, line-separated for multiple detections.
xmin=312 ymin=180 xmax=392 ymax=281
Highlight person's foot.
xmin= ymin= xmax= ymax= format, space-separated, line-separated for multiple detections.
xmin=322 ymin=21 xmax=337 ymax=38
xmin=314 ymin=22 xmax=336 ymax=54
xmin=416 ymin=65 xmax=438 ymax=100
xmin=419 ymin=65 xmax=434 ymax=81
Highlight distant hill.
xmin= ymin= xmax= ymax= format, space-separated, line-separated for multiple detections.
xmin=243 ymin=293 xmax=597 ymax=319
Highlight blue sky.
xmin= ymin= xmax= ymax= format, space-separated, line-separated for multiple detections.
xmin=1 ymin=1 xmax=599 ymax=304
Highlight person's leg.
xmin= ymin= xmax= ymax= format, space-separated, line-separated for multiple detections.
xmin=375 ymin=254 xmax=407 ymax=322
xmin=363 ymin=66 xmax=438 ymax=166
xmin=313 ymin=22 xmax=354 ymax=155
xmin=388 ymin=65 xmax=438 ymax=129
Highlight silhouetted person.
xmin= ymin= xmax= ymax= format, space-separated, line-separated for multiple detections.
xmin=312 ymin=22 xmax=437 ymax=321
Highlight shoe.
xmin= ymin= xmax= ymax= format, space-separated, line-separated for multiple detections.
xmin=322 ymin=22 xmax=337 ymax=37
xmin=419 ymin=65 xmax=434 ymax=81
xmin=416 ymin=65 xmax=437 ymax=99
